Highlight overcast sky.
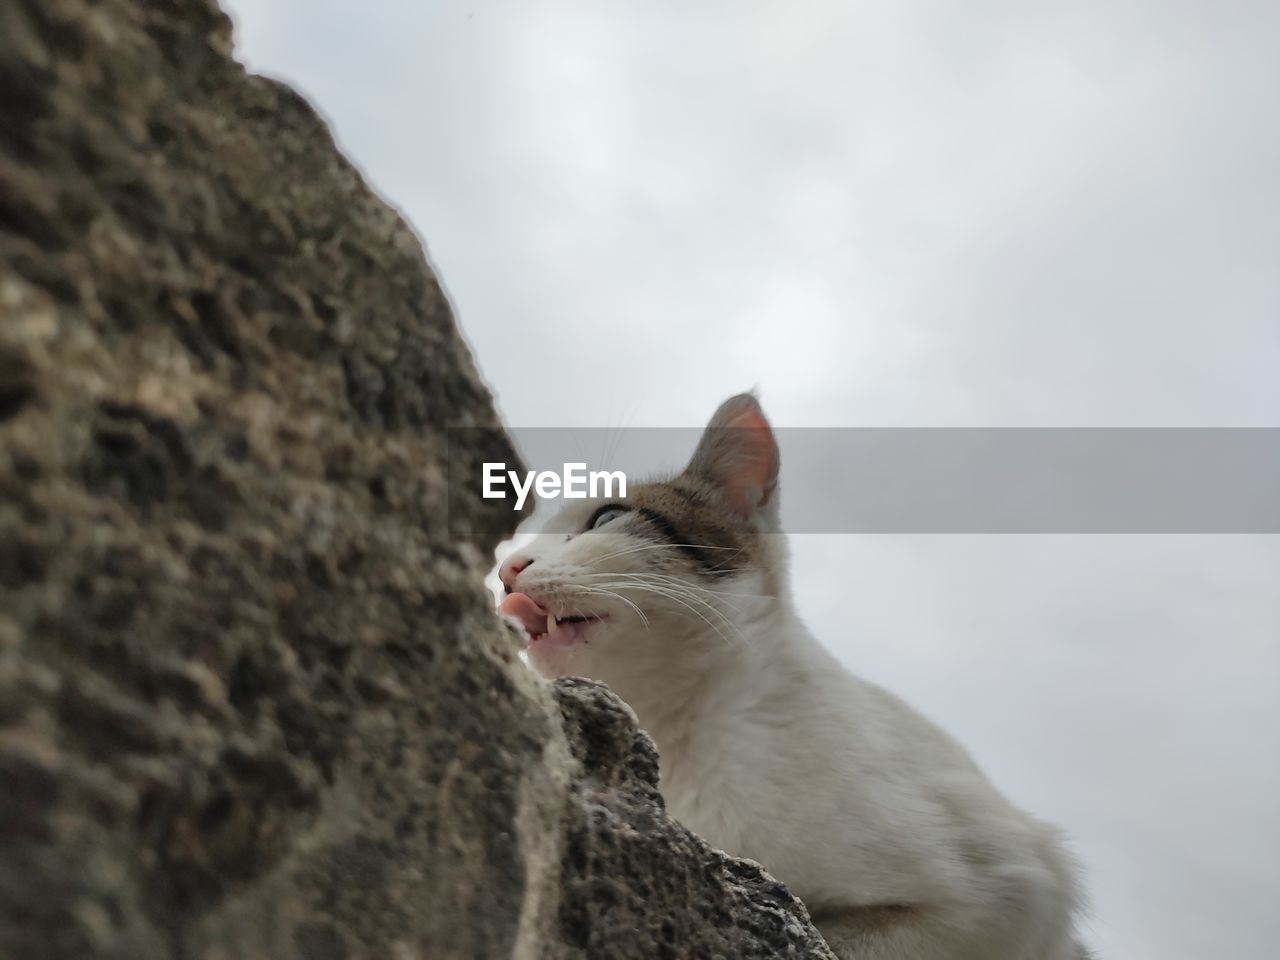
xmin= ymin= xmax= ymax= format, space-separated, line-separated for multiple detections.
xmin=223 ymin=3 xmax=1279 ymax=957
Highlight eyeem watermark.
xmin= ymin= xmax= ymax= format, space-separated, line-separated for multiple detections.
xmin=483 ymin=462 xmax=627 ymax=511
xmin=451 ymin=428 xmax=1280 ymax=532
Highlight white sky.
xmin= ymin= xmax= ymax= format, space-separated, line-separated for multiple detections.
xmin=223 ymin=3 xmax=1280 ymax=957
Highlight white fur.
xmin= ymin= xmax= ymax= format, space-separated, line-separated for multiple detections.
xmin=507 ymin=404 xmax=1088 ymax=959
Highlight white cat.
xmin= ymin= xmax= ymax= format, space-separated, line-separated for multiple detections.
xmin=499 ymin=394 xmax=1089 ymax=960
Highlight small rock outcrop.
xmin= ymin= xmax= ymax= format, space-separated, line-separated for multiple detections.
xmin=0 ymin=1 xmax=835 ymax=957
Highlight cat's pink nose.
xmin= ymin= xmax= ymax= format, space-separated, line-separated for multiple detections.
xmin=498 ymin=555 xmax=533 ymax=593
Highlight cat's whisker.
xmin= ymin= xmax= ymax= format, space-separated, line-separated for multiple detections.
xmin=602 ymin=418 xmax=628 ymax=473
xmin=566 ymin=585 xmax=651 ymax=631
xmin=583 ymin=570 xmax=762 ymax=610
xmin=615 ymin=583 xmax=734 ymax=646
xmin=586 ymin=578 xmax=744 ymax=649
xmin=588 ymin=541 xmax=740 ymax=565
xmin=586 ymin=571 xmax=775 ymax=604
xmin=582 ymin=572 xmax=749 ymax=614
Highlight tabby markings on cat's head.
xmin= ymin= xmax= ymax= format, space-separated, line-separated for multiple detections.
xmin=496 ymin=393 xmax=785 ymax=678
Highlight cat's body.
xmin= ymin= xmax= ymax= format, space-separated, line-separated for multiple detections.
xmin=499 ymin=395 xmax=1088 ymax=960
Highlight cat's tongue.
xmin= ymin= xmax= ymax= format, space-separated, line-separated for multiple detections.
xmin=498 ymin=592 xmax=549 ymax=640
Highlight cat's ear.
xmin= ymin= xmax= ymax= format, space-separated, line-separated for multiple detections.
xmin=686 ymin=393 xmax=779 ymax=518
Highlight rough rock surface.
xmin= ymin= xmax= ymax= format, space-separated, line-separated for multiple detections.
xmin=0 ymin=1 xmax=836 ymax=958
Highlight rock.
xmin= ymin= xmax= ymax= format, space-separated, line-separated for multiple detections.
xmin=553 ymin=679 xmax=836 ymax=959
xmin=0 ymin=1 xmax=836 ymax=958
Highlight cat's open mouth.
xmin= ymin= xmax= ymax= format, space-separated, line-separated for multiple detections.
xmin=498 ymin=592 xmax=605 ymax=646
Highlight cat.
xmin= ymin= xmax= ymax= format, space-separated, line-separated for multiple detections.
xmin=498 ymin=393 xmax=1090 ymax=960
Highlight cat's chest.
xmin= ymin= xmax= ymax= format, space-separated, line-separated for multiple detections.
xmin=650 ymin=722 xmax=770 ymax=855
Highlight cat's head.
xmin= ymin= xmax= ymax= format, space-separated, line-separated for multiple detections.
xmin=497 ymin=393 xmax=787 ymax=681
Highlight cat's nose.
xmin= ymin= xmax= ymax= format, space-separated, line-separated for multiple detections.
xmin=498 ymin=555 xmax=533 ymax=593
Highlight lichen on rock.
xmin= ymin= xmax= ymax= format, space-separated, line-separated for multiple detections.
xmin=0 ymin=1 xmax=834 ymax=957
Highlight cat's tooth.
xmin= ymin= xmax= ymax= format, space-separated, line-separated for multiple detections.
xmin=547 ymin=615 xmax=559 ymax=635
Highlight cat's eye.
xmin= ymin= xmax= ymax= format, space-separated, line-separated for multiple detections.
xmin=586 ymin=504 xmax=629 ymax=531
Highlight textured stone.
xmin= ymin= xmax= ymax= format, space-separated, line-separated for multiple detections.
xmin=554 ymin=679 xmax=836 ymax=960
xmin=0 ymin=1 xmax=835 ymax=957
